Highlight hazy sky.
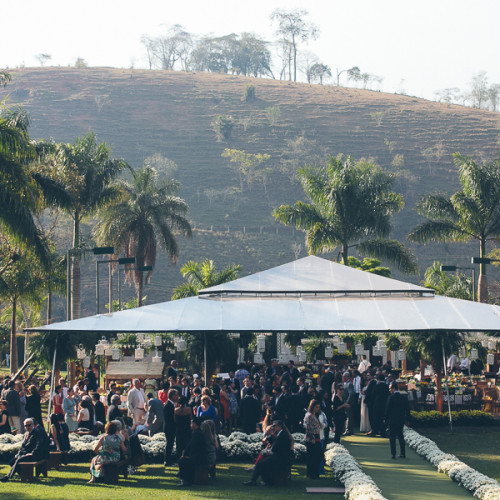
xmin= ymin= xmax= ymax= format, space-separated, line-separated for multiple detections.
xmin=3 ymin=0 xmax=499 ymax=100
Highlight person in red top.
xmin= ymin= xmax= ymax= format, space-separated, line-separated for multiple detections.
xmin=52 ymin=385 xmax=64 ymax=415
xmin=157 ymin=381 xmax=170 ymax=405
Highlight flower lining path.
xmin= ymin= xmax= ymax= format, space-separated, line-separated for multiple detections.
xmin=342 ymin=434 xmax=472 ymax=499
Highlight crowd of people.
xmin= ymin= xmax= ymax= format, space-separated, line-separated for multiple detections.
xmin=0 ymin=355 xmax=410 ymax=485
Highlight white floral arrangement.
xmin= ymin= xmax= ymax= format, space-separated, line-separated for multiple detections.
xmin=404 ymin=427 xmax=500 ymax=500
xmin=0 ymin=431 xmax=307 ymax=464
xmin=325 ymin=442 xmax=388 ymax=500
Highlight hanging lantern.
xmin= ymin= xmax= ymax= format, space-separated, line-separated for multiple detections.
xmin=176 ymin=338 xmax=186 ymax=352
xmin=332 ymin=335 xmax=340 ymax=346
xmin=487 ymin=353 xmax=495 ymax=365
xmin=338 ymin=342 xmax=347 ymax=354
xmin=325 ymin=344 xmax=333 ymax=358
xmin=101 ymin=336 xmax=108 ymax=345
xmin=355 ymin=343 xmax=364 ymax=355
xmin=76 ymin=344 xmax=86 ymax=359
xmin=298 ymin=350 xmax=307 ymax=363
xmin=253 ymin=353 xmax=264 ymax=364
xmin=104 ymin=345 xmax=113 ymax=356
xmin=296 ymin=345 xmax=303 ymax=356
xmin=112 ymin=347 xmax=121 ymax=360
xmin=481 ymin=339 xmax=489 ymax=348
xmin=257 ymin=335 xmax=266 ymax=353
xmin=470 ymin=348 xmax=478 ymax=360
xmin=373 ymin=346 xmax=381 ymax=356
xmin=154 ymin=335 xmax=162 ymax=347
xmin=137 ymin=333 xmax=145 ymax=343
xmin=488 ymin=340 xmax=496 ymax=350
xmin=95 ymin=343 xmax=105 ymax=356
xmin=379 ymin=346 xmax=387 ymax=357
xmin=135 ymin=347 xmax=144 ymax=360
xmin=83 ymin=355 xmax=91 ymax=368
xmin=152 ymin=350 xmax=162 ymax=363
xmin=377 ymin=339 xmax=385 ymax=348
xmin=398 ymin=348 xmax=406 ymax=361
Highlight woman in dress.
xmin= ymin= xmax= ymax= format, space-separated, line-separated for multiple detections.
xmin=49 ymin=413 xmax=70 ymax=453
xmin=89 ymin=421 xmax=127 ymax=483
xmin=200 ymin=419 xmax=218 ymax=479
xmin=52 ymin=385 xmax=64 ymax=415
xmin=25 ymin=385 xmax=43 ymax=428
xmin=196 ymin=395 xmax=217 ymax=423
xmin=63 ymin=387 xmax=79 ymax=432
xmin=77 ymin=399 xmax=93 ymax=431
xmin=219 ymin=384 xmax=230 ymax=433
xmin=174 ymin=396 xmax=192 ymax=458
xmin=227 ymin=382 xmax=239 ymax=433
xmin=332 ymin=385 xmax=349 ymax=444
xmin=304 ymin=399 xmax=323 ymax=479
xmin=359 ymin=373 xmax=371 ymax=433
xmin=157 ymin=382 xmax=170 ymax=405
xmin=0 ymin=400 xmax=10 ymax=435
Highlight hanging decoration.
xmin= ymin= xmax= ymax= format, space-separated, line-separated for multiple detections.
xmin=355 ymin=343 xmax=364 ymax=355
xmin=135 ymin=346 xmax=144 ymax=360
xmin=338 ymin=342 xmax=347 ymax=354
xmin=470 ymin=348 xmax=478 ymax=360
xmin=152 ymin=350 xmax=162 ymax=363
xmin=257 ymin=335 xmax=266 ymax=353
xmin=324 ymin=343 xmax=333 ymax=358
xmin=83 ymin=355 xmax=91 ymax=368
xmin=154 ymin=335 xmax=162 ymax=347
xmin=111 ymin=348 xmax=121 ymax=360
xmin=398 ymin=348 xmax=406 ymax=361
xmin=76 ymin=344 xmax=86 ymax=359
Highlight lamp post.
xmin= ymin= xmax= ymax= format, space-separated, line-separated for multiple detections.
xmin=66 ymin=246 xmax=114 ymax=320
xmin=96 ymin=256 xmax=136 ymax=314
xmin=440 ymin=264 xmax=476 ymax=302
xmin=118 ymin=265 xmax=152 ymax=310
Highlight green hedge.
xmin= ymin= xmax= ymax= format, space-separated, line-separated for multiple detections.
xmin=409 ymin=410 xmax=496 ymax=427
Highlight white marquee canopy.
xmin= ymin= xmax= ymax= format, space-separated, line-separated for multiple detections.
xmin=27 ymin=256 xmax=500 ymax=334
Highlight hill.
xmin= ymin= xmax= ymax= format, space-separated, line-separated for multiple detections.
xmin=2 ymin=67 xmax=499 ymax=318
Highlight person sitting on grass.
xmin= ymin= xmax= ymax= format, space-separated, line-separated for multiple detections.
xmin=88 ymin=421 xmax=127 ymax=484
xmin=243 ymin=419 xmax=292 ymax=486
xmin=177 ymin=416 xmax=207 ymax=487
xmin=1 ymin=418 xmax=49 ymax=482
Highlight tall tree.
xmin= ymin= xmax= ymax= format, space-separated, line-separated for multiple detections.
xmin=172 ymin=259 xmax=241 ymax=299
xmin=94 ymin=164 xmax=192 ymax=306
xmin=270 ymin=8 xmax=318 ymax=82
xmin=408 ymin=153 xmax=500 ymax=302
xmin=274 ymin=155 xmax=418 ymax=273
xmin=42 ymin=132 xmax=126 ymax=318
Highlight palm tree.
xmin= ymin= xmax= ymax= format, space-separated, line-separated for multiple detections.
xmin=94 ymin=164 xmax=192 ymax=306
xmin=405 ymin=330 xmax=464 ymax=412
xmin=171 ymin=259 xmax=241 ymax=299
xmin=423 ymin=261 xmax=472 ymax=300
xmin=43 ymin=132 xmax=126 ymax=318
xmin=408 ymin=153 xmax=500 ymax=302
xmin=273 ymin=155 xmax=418 ymax=273
xmin=0 ymin=106 xmax=53 ymax=268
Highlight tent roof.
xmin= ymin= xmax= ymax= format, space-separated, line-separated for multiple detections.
xmin=27 ymin=256 xmax=500 ymax=334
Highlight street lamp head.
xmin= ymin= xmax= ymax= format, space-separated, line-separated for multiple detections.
xmin=118 ymin=257 xmax=136 ymax=265
xmin=93 ymin=246 xmax=115 ymax=255
xmin=440 ymin=265 xmax=457 ymax=272
xmin=137 ymin=265 xmax=153 ymax=272
xmin=471 ymin=257 xmax=491 ymax=264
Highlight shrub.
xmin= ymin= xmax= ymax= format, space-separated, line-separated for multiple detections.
xmin=409 ymin=410 xmax=495 ymax=427
xmin=212 ymin=115 xmax=234 ymax=141
xmin=244 ymin=84 xmax=255 ymax=102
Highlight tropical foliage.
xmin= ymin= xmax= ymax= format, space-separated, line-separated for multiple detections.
xmin=423 ymin=261 xmax=473 ymax=300
xmin=408 ymin=153 xmax=500 ymax=302
xmin=273 ymin=155 xmax=418 ymax=273
xmin=95 ymin=163 xmax=192 ymax=306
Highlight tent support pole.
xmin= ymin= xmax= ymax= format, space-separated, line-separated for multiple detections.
xmin=204 ymin=332 xmax=207 ymax=384
xmin=46 ymin=337 xmax=58 ymax=432
xmin=442 ymin=337 xmax=453 ymax=433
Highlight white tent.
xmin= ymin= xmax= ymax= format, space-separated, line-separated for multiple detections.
xmin=27 ymin=256 xmax=500 ymax=334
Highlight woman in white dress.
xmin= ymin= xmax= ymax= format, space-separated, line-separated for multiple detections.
xmin=359 ymin=374 xmax=371 ymax=433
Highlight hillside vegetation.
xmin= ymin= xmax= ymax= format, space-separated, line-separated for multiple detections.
xmin=2 ymin=67 xmax=499 ymax=317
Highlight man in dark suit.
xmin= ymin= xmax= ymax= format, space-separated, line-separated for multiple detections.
xmin=167 ymin=360 xmax=178 ymax=380
xmin=287 ymin=385 xmax=305 ymax=433
xmin=385 ymin=381 xmax=410 ymax=459
xmin=1 ymin=418 xmax=49 ymax=482
xmin=244 ymin=420 xmax=292 ymax=486
xmin=163 ymin=388 xmax=178 ymax=465
xmin=363 ymin=371 xmax=377 ymax=435
xmin=177 ymin=416 xmax=207 ymax=486
xmin=272 ymin=386 xmax=288 ymax=422
xmin=371 ymin=373 xmax=390 ymax=437
xmin=107 ymin=394 xmax=122 ymax=422
xmin=146 ymin=393 xmax=164 ymax=436
xmin=239 ymin=388 xmax=260 ymax=434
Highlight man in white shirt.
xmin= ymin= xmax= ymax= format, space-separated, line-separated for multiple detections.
xmin=127 ymin=378 xmax=146 ymax=425
xmin=447 ymin=354 xmax=458 ymax=373
xmin=358 ymin=355 xmax=371 ymax=374
xmin=459 ymin=357 xmax=470 ymax=375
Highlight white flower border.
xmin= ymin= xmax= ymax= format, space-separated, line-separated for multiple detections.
xmin=325 ymin=442 xmax=388 ymax=500
xmin=404 ymin=426 xmax=500 ymax=500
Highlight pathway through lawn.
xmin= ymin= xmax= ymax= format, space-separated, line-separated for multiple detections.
xmin=342 ymin=433 xmax=472 ymax=500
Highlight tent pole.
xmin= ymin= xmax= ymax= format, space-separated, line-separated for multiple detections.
xmin=204 ymin=332 xmax=207 ymax=384
xmin=442 ymin=337 xmax=453 ymax=433
xmin=46 ymin=337 xmax=58 ymax=432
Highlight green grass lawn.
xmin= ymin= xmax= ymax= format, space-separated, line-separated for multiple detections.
xmin=418 ymin=426 xmax=500 ymax=482
xmin=0 ymin=462 xmax=339 ymax=500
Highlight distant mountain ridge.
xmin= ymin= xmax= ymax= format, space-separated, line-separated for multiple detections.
xmin=2 ymin=67 xmax=499 ymax=317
